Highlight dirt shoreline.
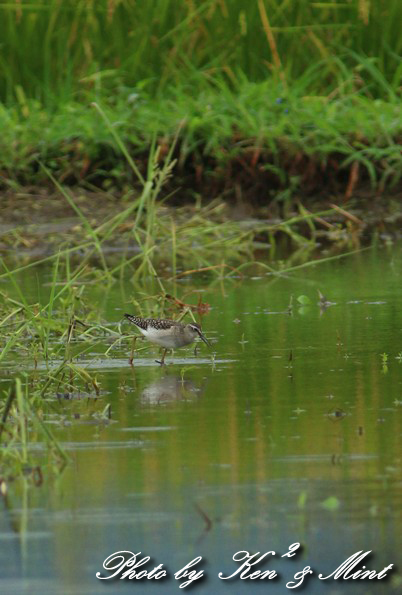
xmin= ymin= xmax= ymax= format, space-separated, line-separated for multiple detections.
xmin=1 ymin=185 xmax=401 ymax=258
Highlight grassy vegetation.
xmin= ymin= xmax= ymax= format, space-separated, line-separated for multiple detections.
xmin=0 ymin=0 xmax=400 ymax=196
xmin=1 ymin=78 xmax=401 ymax=193
xmin=2 ymin=101 xmax=374 ymax=288
xmin=1 ymin=0 xmax=400 ymax=101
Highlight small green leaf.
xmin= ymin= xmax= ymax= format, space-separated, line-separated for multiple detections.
xmin=321 ymin=496 xmax=340 ymax=511
xmin=297 ymin=490 xmax=308 ymax=509
xmin=297 ymin=295 xmax=311 ymax=305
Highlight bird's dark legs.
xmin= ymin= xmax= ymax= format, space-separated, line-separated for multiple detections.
xmin=156 ymin=348 xmax=168 ymax=366
xmin=161 ymin=348 xmax=167 ymax=365
xmin=129 ymin=336 xmax=138 ymax=366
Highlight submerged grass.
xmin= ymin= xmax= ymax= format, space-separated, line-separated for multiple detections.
xmin=0 ymin=281 xmax=119 ymax=484
xmin=0 ymin=375 xmax=70 ymax=486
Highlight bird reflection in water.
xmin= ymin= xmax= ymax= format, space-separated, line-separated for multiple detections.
xmin=140 ymin=375 xmax=206 ymax=405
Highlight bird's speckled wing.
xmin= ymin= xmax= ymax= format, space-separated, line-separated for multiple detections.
xmin=124 ymin=314 xmax=179 ymax=330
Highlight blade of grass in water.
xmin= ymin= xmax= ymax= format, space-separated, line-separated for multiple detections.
xmin=38 ymin=161 xmax=111 ymax=277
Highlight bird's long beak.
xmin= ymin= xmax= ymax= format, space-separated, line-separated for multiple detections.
xmin=196 ymin=329 xmax=211 ymax=347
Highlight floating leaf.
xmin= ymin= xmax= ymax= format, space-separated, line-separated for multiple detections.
xmin=321 ymin=496 xmax=340 ymax=511
xmin=297 ymin=295 xmax=311 ymax=305
xmin=297 ymin=490 xmax=308 ymax=509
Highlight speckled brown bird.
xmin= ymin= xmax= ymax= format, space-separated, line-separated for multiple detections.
xmin=124 ymin=314 xmax=210 ymax=364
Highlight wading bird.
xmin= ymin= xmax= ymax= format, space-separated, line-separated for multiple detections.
xmin=124 ymin=314 xmax=210 ymax=364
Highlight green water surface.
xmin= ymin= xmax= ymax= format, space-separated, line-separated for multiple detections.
xmin=0 ymin=245 xmax=401 ymax=594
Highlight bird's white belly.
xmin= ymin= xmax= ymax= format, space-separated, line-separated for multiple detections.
xmin=142 ymin=326 xmax=190 ymax=349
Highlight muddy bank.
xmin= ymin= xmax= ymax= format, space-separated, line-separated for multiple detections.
xmin=0 ymin=183 xmax=401 ymax=263
xmin=2 ymin=141 xmax=401 ymax=205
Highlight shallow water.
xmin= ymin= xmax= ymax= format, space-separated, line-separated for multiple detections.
xmin=0 ymin=245 xmax=401 ymax=594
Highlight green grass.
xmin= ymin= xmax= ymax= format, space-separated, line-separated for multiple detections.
xmin=0 ymin=91 xmax=394 ymax=294
xmin=0 ymin=0 xmax=400 ymax=103
xmin=0 ymin=75 xmax=401 ymax=192
xmin=0 ymin=1 xmax=400 ymax=193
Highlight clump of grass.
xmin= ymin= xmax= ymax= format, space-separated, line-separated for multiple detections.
xmin=1 ymin=74 xmax=401 ymax=193
xmin=123 ymin=69 xmax=399 ymax=193
xmin=0 ymin=1 xmax=400 ymax=193
xmin=0 ymin=377 xmax=69 ymax=486
xmin=0 ymin=273 xmax=120 ymax=483
xmin=0 ymin=1 xmax=399 ymax=103
xmin=0 ymin=109 xmax=375 ymax=321
xmin=7 ymin=101 xmax=366 ymax=286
